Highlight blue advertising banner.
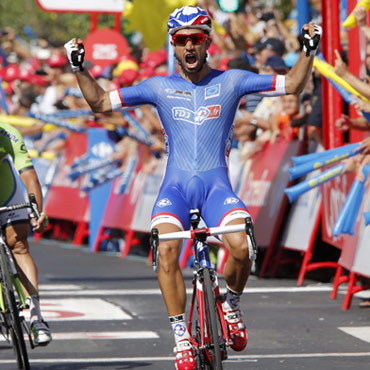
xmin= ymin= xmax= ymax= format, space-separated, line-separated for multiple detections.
xmin=88 ymin=128 xmax=116 ymax=252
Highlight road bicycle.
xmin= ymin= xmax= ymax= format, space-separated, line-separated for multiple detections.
xmin=0 ymin=194 xmax=40 ymax=370
xmin=151 ymin=209 xmax=257 ymax=370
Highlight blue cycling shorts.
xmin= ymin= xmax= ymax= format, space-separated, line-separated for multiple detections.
xmin=151 ymin=166 xmax=250 ymax=231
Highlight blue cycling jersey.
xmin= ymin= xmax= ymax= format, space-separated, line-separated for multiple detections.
xmin=111 ymin=68 xmax=285 ymax=229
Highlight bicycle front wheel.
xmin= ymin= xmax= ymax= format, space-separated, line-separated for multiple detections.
xmin=0 ymin=244 xmax=30 ymax=370
xmin=203 ymin=268 xmax=223 ymax=370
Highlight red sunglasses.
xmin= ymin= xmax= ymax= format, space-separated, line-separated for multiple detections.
xmin=172 ymin=33 xmax=208 ymax=46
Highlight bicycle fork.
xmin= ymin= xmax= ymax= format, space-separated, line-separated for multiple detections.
xmin=188 ymin=267 xmax=230 ymax=355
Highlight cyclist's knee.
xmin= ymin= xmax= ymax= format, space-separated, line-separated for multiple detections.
xmin=5 ymin=223 xmax=30 ymax=254
xmin=159 ymin=241 xmax=181 ymax=271
xmin=224 ymin=233 xmax=250 ymax=262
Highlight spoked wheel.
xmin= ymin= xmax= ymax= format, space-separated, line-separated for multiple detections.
xmin=0 ymin=246 xmax=30 ymax=370
xmin=194 ymin=323 xmax=207 ymax=370
xmin=202 ymin=268 xmax=223 ymax=370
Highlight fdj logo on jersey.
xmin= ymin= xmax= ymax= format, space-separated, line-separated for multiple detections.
xmin=172 ymin=105 xmax=221 ymax=125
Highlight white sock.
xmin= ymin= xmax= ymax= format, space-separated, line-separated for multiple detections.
xmin=170 ymin=313 xmax=190 ymax=345
xmin=27 ymin=295 xmax=43 ymax=324
xmin=223 ymin=286 xmax=242 ymax=312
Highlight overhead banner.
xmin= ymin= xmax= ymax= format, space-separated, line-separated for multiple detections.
xmin=35 ymin=0 xmax=125 ymax=13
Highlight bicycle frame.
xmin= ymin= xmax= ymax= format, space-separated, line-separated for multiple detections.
xmin=0 ymin=194 xmax=40 ymax=313
xmin=186 ymin=211 xmax=230 ymax=366
xmin=0 ymin=237 xmax=28 ymax=311
xmin=150 ymin=209 xmax=258 ymax=369
xmin=0 ymin=194 xmax=40 ymax=369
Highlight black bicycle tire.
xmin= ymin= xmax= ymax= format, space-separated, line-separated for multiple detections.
xmin=0 ymin=244 xmax=30 ymax=370
xmin=203 ymin=268 xmax=223 ymax=370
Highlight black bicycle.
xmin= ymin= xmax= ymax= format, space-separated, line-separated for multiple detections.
xmin=0 ymin=193 xmax=40 ymax=369
xmin=151 ymin=209 xmax=257 ymax=370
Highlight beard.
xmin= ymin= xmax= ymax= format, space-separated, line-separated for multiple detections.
xmin=175 ymin=53 xmax=208 ymax=74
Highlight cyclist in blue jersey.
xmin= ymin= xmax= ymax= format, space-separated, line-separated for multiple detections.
xmin=65 ymin=6 xmax=322 ymax=370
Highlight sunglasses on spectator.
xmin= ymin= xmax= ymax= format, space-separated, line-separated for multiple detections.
xmin=172 ymin=33 xmax=208 ymax=46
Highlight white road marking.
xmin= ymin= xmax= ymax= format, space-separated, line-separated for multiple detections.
xmin=338 ymin=327 xmax=370 ymax=344
xmin=39 ymin=284 xmax=81 ymax=290
xmin=22 ymin=298 xmax=132 ymax=321
xmin=0 ymin=331 xmax=158 ymax=341
xmin=51 ymin=331 xmax=159 ymax=339
xmin=39 ymin=285 xmax=341 ymax=296
xmin=0 ymin=352 xmax=370 ymax=365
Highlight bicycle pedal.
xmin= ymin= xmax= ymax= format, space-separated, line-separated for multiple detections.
xmin=216 ymin=295 xmax=225 ymax=303
xmin=221 ymin=344 xmax=228 ymax=360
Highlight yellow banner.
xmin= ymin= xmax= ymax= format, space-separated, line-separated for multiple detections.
xmin=313 ymin=57 xmax=370 ymax=102
xmin=343 ymin=0 xmax=370 ymax=28
xmin=123 ymin=0 xmax=197 ymax=51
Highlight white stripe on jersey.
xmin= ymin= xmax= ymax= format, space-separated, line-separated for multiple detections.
xmin=109 ymin=90 xmax=122 ymax=112
xmin=258 ymin=75 xmax=286 ymax=96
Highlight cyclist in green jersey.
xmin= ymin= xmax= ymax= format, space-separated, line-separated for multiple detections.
xmin=0 ymin=121 xmax=52 ymax=346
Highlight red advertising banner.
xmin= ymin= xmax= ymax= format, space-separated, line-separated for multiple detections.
xmin=99 ymin=152 xmax=145 ymax=232
xmin=238 ymin=140 xmax=302 ymax=248
xmin=44 ymin=133 xmax=89 ymax=222
xmin=84 ymin=29 xmax=130 ymax=68
xmin=131 ymin=157 xmax=167 ymax=233
xmin=339 ymin=187 xmax=370 ymax=273
xmin=100 ymin=171 xmax=146 ymax=231
xmin=351 ymin=188 xmax=370 ymax=278
xmin=321 ymin=173 xmax=355 ymax=250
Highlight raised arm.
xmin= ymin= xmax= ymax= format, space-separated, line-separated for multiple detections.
xmin=284 ymin=23 xmax=322 ymax=95
xmin=334 ymin=49 xmax=370 ymax=100
xmin=64 ymin=38 xmax=112 ymax=113
xmin=19 ymin=169 xmax=48 ymax=233
xmin=353 ymin=5 xmax=370 ymax=41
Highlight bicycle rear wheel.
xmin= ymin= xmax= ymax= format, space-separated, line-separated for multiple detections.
xmin=0 ymin=244 xmax=30 ymax=370
xmin=202 ymin=268 xmax=223 ymax=370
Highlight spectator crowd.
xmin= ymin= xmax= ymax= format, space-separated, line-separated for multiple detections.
xmin=1 ymin=0 xmax=370 ymax=283
xmin=0 ymin=0 xmax=328 ymax=176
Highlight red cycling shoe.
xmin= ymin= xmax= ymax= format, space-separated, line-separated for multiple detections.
xmin=223 ymin=308 xmax=248 ymax=351
xmin=174 ymin=339 xmax=196 ymax=370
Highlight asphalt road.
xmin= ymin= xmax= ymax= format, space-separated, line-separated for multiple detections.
xmin=0 ymin=238 xmax=369 ymax=370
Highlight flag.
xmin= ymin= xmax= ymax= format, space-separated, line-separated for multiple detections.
xmin=123 ymin=0 xmax=197 ymax=51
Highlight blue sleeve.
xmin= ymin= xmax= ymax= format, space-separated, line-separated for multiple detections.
xmin=119 ymin=77 xmax=161 ymax=107
xmin=228 ymin=70 xmax=277 ymax=97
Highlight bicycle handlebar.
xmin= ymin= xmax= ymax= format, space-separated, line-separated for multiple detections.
xmin=158 ymin=223 xmax=247 ymax=242
xmin=151 ymin=216 xmax=258 ymax=272
xmin=0 ymin=193 xmax=40 ymax=220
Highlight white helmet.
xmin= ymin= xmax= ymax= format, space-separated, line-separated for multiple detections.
xmin=167 ymin=6 xmax=212 ymax=35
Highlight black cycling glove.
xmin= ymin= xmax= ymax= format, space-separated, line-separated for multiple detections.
xmin=64 ymin=39 xmax=85 ymax=72
xmin=302 ymin=24 xmax=322 ymax=57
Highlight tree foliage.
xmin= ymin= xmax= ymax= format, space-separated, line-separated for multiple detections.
xmin=0 ymin=0 xmax=295 ymax=47
xmin=0 ymin=0 xmax=115 ymax=46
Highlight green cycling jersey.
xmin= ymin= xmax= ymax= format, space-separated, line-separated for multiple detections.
xmin=0 ymin=121 xmax=34 ymax=205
